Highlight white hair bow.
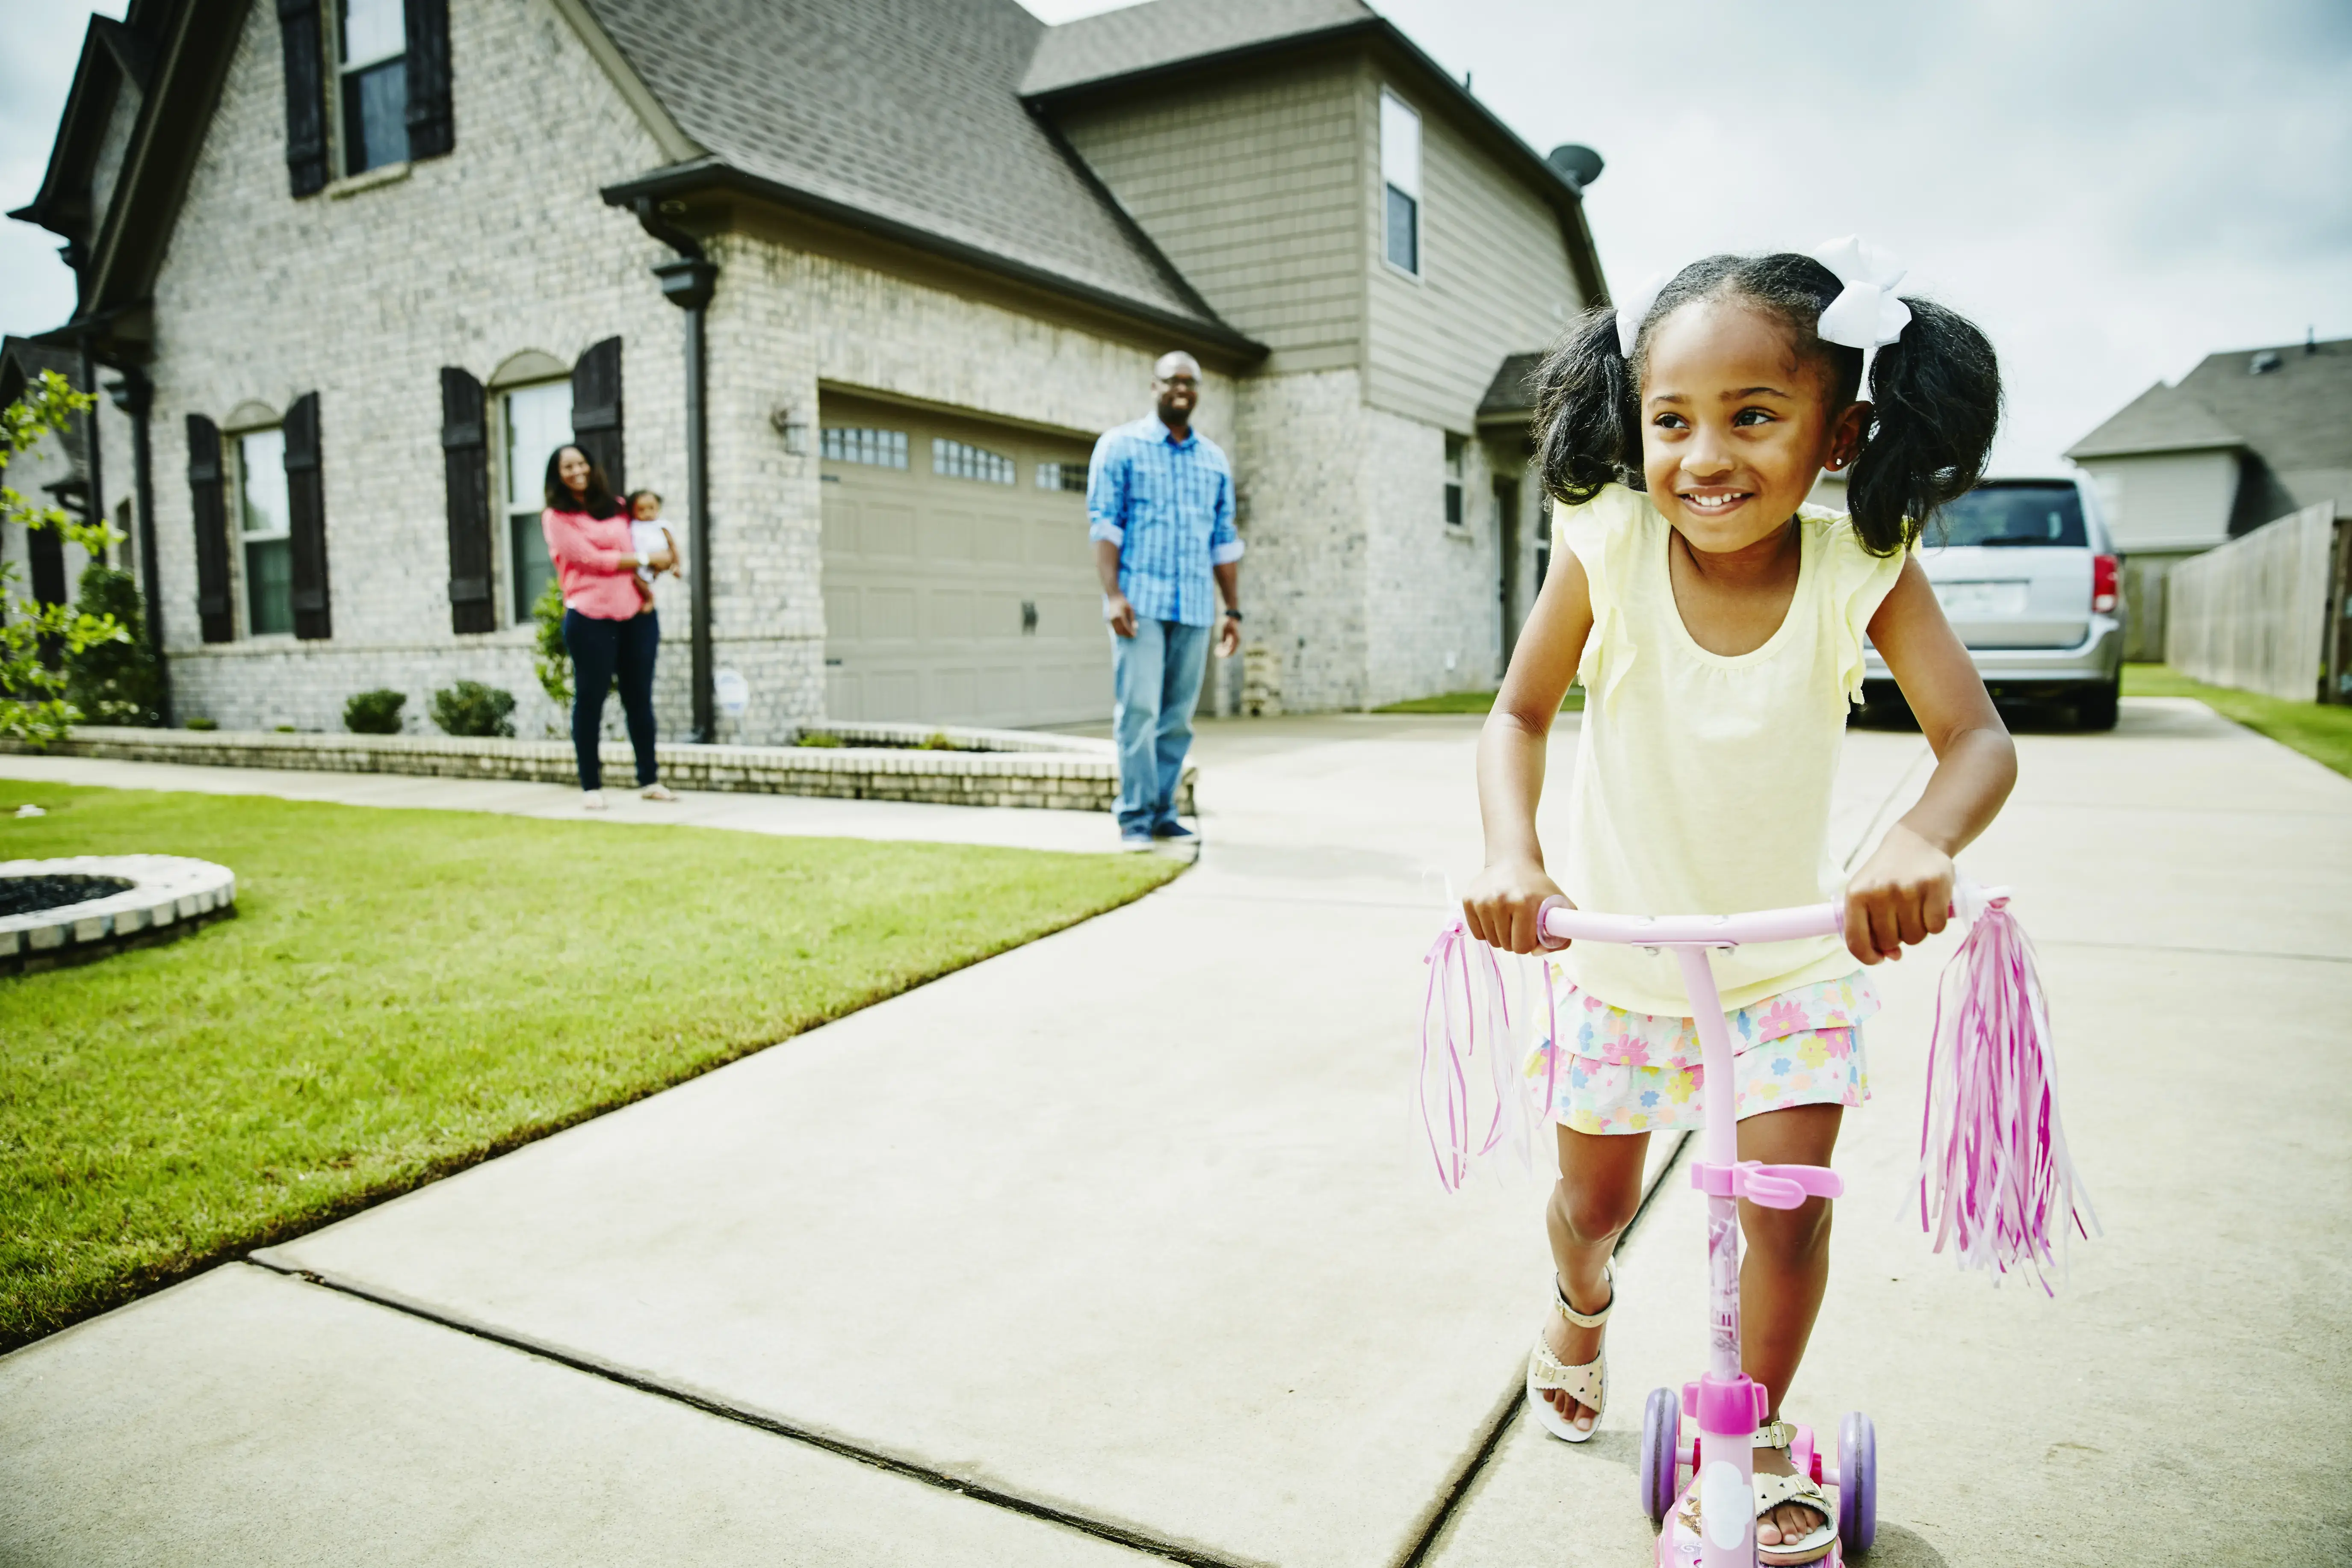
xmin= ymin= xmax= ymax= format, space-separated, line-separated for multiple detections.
xmin=1812 ymin=236 xmax=1912 ymax=395
xmin=1613 ymin=272 xmax=1668 ymax=357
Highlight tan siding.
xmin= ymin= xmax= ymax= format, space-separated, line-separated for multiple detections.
xmin=1363 ymin=72 xmax=1585 ymax=430
xmin=1055 ymin=60 xmax=1365 ymax=372
xmin=2077 ymin=451 xmax=2239 ymax=553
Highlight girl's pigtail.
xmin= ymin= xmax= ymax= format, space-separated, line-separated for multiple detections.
xmin=1534 ymin=306 xmax=1642 ymax=506
xmin=1846 ymin=298 xmax=2003 ymax=555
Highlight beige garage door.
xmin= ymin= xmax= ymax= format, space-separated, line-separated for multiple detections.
xmin=819 ymin=394 xmax=1108 ymax=727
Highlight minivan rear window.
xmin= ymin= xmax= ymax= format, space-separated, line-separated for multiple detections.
xmin=1929 ymin=484 xmax=2086 ymax=548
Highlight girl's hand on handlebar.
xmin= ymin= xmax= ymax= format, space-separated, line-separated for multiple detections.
xmin=1843 ymin=823 xmax=1954 ymax=966
xmin=1463 ymin=860 xmax=1568 ymax=954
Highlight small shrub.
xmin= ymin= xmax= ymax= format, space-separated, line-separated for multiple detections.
xmin=795 ymin=730 xmax=843 ymax=748
xmin=429 ymin=681 xmax=516 ymax=738
xmin=531 ymin=579 xmax=570 ymax=709
xmin=274 ymin=724 xmax=297 ymax=733
xmin=343 ymin=688 xmax=406 ymax=735
xmin=62 ymin=564 xmax=162 ymax=726
xmin=919 ymin=731 xmax=957 ymax=751
xmin=185 ymin=716 xmax=218 ymax=731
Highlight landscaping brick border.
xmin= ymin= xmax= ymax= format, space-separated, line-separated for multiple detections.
xmin=6 ymin=726 xmax=1193 ymax=816
xmin=2 ymin=855 xmax=238 ymax=976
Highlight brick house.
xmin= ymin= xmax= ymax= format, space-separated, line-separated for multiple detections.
xmin=2065 ymin=335 xmax=2352 ymax=659
xmin=12 ymin=0 xmax=1607 ymax=739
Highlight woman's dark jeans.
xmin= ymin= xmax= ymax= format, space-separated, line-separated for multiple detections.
xmin=563 ymin=608 xmax=659 ymax=790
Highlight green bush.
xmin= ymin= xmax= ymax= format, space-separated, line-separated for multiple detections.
xmin=184 ymin=717 xmax=218 ymax=731
xmin=62 ymin=564 xmax=161 ymax=726
xmin=428 ymin=681 xmax=516 ymax=738
xmin=531 ymin=579 xmax=570 ymax=710
xmin=795 ymin=730 xmax=843 ymax=748
xmin=343 ymin=688 xmax=406 ymax=735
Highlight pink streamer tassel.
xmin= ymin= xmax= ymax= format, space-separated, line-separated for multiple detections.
xmin=1918 ymin=895 xmax=2100 ymax=1293
xmin=1418 ymin=918 xmax=1536 ymax=1192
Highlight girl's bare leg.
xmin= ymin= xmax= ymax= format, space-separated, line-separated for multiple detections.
xmin=1539 ymin=1124 xmax=1651 ymax=1431
xmin=1736 ymin=1103 xmax=1841 ymax=1550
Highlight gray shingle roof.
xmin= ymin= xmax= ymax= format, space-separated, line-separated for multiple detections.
xmin=1020 ymin=0 xmax=1375 ymax=97
xmin=1478 ymin=351 xmax=1546 ymax=421
xmin=584 ymin=0 xmax=1224 ymax=336
xmin=2068 ymin=337 xmax=2352 ymax=471
xmin=2066 ymin=381 xmax=2246 ymax=459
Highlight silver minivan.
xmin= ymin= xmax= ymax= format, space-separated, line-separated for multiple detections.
xmin=1861 ymin=475 xmax=2127 ymax=729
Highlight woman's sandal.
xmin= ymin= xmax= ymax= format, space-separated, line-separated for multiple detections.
xmin=640 ymin=784 xmax=678 ymax=802
xmin=1525 ymin=1264 xmax=1611 ymax=1443
xmin=1751 ymin=1419 xmax=1838 ymax=1565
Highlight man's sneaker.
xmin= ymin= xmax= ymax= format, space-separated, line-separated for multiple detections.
xmin=1151 ymin=821 xmax=1197 ymax=841
xmin=1119 ymin=832 xmax=1156 ymax=852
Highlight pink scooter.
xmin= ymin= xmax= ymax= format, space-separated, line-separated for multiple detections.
xmin=1533 ymin=893 xmax=1871 ymax=1567
xmin=1422 ymin=878 xmax=2089 ymax=1565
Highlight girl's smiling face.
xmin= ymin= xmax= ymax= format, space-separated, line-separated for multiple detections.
xmin=1639 ymin=298 xmax=1869 ymax=554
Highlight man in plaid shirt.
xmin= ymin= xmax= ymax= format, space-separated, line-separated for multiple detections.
xmin=1088 ymin=351 xmax=1244 ymax=848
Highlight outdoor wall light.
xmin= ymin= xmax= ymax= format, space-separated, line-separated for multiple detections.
xmin=770 ymin=406 xmax=810 ymax=455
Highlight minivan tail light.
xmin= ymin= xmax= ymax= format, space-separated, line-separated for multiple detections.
xmin=2092 ymin=554 xmax=2119 ymax=614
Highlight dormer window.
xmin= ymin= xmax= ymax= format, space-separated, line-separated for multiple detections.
xmin=337 ymin=0 xmax=409 ymax=175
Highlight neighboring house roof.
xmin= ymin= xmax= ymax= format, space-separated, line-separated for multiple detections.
xmin=1477 ymin=351 xmax=1546 ymax=426
xmin=2067 ymin=337 xmax=2352 ymax=472
xmin=1019 ymin=0 xmax=1375 ymax=96
xmin=584 ymin=0 xmax=1249 ymax=351
xmin=2066 ymin=381 xmax=2247 ymax=460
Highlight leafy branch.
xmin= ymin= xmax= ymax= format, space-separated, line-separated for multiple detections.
xmin=3 ymin=369 xmax=129 ymax=745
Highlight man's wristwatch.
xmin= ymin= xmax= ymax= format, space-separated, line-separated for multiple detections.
xmin=1223 ymin=608 xmax=1243 ymax=620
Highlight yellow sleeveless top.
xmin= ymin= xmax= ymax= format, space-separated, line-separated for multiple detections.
xmin=1555 ymin=485 xmax=1907 ymax=1016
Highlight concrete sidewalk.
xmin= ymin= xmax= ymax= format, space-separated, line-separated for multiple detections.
xmin=3 ymin=700 xmax=2346 ymax=1565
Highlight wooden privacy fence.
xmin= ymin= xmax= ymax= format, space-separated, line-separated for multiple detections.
xmin=2165 ymin=502 xmax=2347 ymax=701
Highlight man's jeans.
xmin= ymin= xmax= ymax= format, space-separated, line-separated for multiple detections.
xmin=1111 ymin=618 xmax=1210 ymax=835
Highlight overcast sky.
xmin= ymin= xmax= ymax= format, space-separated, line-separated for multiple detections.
xmin=6 ymin=0 xmax=2346 ymax=472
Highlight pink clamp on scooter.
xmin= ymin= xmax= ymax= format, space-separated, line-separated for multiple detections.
xmin=1414 ymin=879 xmax=2095 ymax=1565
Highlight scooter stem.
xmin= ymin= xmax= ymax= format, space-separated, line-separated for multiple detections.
xmin=1672 ymin=945 xmax=1761 ymax=1568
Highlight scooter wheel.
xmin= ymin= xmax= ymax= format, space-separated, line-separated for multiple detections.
xmin=1837 ymin=1411 xmax=1876 ymax=1554
xmin=1639 ymin=1386 xmax=1678 ymax=1524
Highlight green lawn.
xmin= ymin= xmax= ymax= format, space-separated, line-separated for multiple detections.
xmin=1374 ymin=687 xmax=1587 ymax=715
xmin=2124 ymin=664 xmax=2352 ymax=779
xmin=0 ymin=783 xmax=1179 ymax=1349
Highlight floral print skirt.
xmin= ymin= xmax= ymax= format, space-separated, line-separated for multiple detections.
xmin=1525 ymin=969 xmax=1879 ymax=1136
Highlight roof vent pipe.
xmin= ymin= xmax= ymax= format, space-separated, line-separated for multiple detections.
xmin=2251 ymin=349 xmax=2282 ymax=375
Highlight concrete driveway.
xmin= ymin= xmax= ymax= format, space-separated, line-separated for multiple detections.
xmin=2 ymin=699 xmax=2346 ymax=1565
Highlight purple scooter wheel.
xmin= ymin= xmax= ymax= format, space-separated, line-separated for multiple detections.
xmin=1837 ymin=1411 xmax=1877 ymax=1553
xmin=1638 ymin=1386 xmax=1678 ymax=1524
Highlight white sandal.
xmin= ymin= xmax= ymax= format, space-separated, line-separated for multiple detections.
xmin=1752 ymin=1420 xmax=1838 ymax=1565
xmin=1525 ymin=1265 xmax=1611 ymax=1443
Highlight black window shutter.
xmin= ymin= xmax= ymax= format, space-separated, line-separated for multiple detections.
xmin=283 ymin=393 xmax=332 ymax=640
xmin=27 ymin=514 xmax=67 ymax=609
xmin=187 ymin=415 xmax=235 ymax=643
xmin=277 ymin=0 xmax=329 ymax=197
xmin=571 ymin=337 xmax=624 ymax=496
xmin=404 ymin=0 xmax=454 ymax=161
xmin=440 ymin=368 xmax=494 ymax=634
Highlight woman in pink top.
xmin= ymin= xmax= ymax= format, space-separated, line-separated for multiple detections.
xmin=542 ymin=444 xmax=677 ymax=809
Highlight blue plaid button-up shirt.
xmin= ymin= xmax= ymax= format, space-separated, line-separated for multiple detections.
xmin=1087 ymin=415 xmax=1242 ymax=628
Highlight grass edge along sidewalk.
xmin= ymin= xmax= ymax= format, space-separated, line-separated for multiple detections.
xmin=0 ymin=781 xmax=1180 ymax=1352
xmin=2124 ymin=663 xmax=2352 ymax=779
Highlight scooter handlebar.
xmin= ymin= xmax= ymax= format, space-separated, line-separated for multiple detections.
xmin=1533 ymin=877 xmax=1999 ymax=951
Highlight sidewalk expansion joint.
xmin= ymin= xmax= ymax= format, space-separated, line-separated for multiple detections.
xmin=242 ymin=1255 xmax=1262 ymax=1568
xmin=1392 ymin=1128 xmax=1692 ymax=1568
